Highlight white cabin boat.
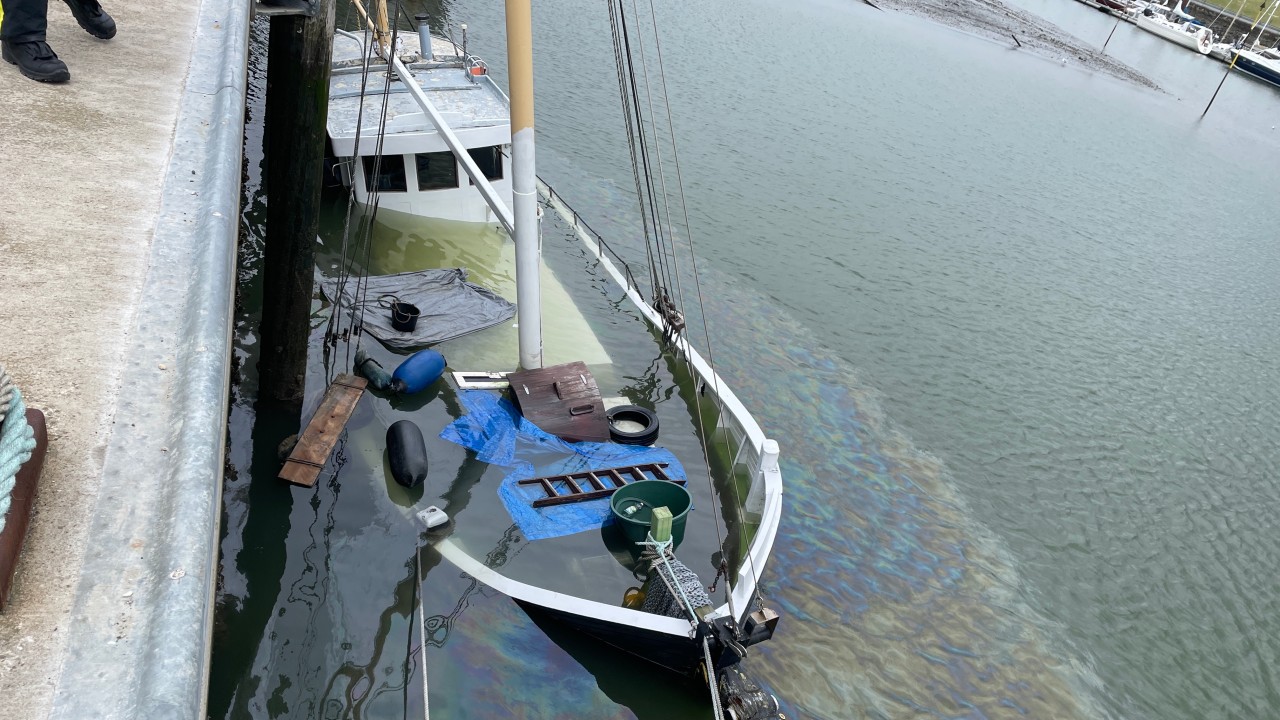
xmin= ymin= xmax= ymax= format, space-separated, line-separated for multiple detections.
xmin=1131 ymin=2 xmax=1214 ymax=54
xmin=326 ymin=31 xmax=513 ymax=223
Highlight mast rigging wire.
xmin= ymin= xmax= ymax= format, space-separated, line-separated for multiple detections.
xmin=639 ymin=0 xmax=769 ymax=609
xmin=605 ymin=0 xmax=770 ymax=621
xmin=327 ymin=0 xmax=410 ymax=377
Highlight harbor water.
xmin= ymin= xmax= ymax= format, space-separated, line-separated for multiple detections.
xmin=211 ymin=0 xmax=1280 ymax=718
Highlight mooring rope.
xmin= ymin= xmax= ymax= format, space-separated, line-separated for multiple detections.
xmin=0 ymin=364 xmax=37 ymax=535
xmin=636 ymin=536 xmax=725 ymax=720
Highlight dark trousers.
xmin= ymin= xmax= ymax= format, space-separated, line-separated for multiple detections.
xmin=0 ymin=0 xmax=50 ymax=43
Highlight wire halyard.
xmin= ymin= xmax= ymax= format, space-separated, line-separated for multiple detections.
xmin=326 ymin=0 xmax=412 ymax=379
xmin=325 ymin=23 xmax=378 ymax=375
xmin=606 ymin=0 xmax=772 ymax=624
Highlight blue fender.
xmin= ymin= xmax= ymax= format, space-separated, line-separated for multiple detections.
xmin=392 ymin=349 xmax=446 ymax=395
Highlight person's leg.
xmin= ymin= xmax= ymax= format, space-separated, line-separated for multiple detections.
xmin=0 ymin=0 xmax=50 ymax=43
xmin=1 ymin=0 xmax=69 ymax=83
xmin=63 ymin=0 xmax=114 ymax=40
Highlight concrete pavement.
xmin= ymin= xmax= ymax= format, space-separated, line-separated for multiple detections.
xmin=0 ymin=0 xmax=246 ymax=716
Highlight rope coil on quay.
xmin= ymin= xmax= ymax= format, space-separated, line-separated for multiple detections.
xmin=0 ymin=364 xmax=37 ymax=534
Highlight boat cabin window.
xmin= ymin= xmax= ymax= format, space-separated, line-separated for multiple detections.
xmin=362 ymin=155 xmax=407 ymax=192
xmin=467 ymin=145 xmax=504 ymax=183
xmin=416 ymin=152 xmax=459 ymax=191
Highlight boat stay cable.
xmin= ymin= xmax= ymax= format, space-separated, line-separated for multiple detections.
xmin=327 ymin=0 xmax=407 ymax=377
xmin=608 ymin=0 xmax=770 ymax=625
xmin=640 ymin=0 xmax=769 ymax=614
xmin=608 ymin=0 xmax=667 ymax=298
xmin=325 ymin=24 xmax=377 ymax=364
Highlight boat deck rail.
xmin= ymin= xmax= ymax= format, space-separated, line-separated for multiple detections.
xmin=538 ymin=178 xmax=784 ymax=617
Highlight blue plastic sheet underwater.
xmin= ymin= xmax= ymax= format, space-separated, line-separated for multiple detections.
xmin=440 ymin=390 xmax=686 ymax=541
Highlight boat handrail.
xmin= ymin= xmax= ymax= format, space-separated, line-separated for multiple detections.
xmin=539 ymin=177 xmax=783 ymax=618
xmin=334 ymin=27 xmax=367 ymax=57
xmin=538 ymin=178 xmax=644 ymax=295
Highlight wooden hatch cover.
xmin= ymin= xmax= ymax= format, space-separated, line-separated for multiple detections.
xmin=507 ymin=361 xmax=609 ymax=443
xmin=279 ymin=374 xmax=368 ymax=487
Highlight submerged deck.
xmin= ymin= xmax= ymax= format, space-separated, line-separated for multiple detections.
xmin=0 ymin=0 xmax=247 ymax=717
xmin=321 ymin=209 xmax=748 ymax=605
xmin=210 ymin=190 xmax=780 ymax=714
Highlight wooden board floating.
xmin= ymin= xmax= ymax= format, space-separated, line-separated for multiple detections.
xmin=279 ymin=374 xmax=368 ymax=487
xmin=508 ymin=361 xmax=609 ymax=443
xmin=0 ymin=408 xmax=48 ymax=612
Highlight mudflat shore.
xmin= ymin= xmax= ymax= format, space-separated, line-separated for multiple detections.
xmin=877 ymin=0 xmax=1162 ymax=89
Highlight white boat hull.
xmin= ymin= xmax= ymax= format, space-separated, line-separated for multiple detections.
xmin=1132 ymin=13 xmax=1213 ymax=54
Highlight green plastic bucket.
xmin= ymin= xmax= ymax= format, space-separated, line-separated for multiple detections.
xmin=610 ymin=480 xmax=692 ymax=548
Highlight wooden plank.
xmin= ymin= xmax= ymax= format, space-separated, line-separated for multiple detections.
xmin=0 ymin=408 xmax=48 ymax=611
xmin=279 ymin=374 xmax=368 ymax=487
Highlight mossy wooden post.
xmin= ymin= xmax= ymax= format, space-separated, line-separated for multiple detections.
xmin=260 ymin=0 xmax=337 ymax=403
xmin=650 ymin=507 xmax=673 ymax=543
xmin=631 ymin=506 xmax=673 ymax=609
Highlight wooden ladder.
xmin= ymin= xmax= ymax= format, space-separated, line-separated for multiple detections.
xmin=517 ymin=462 xmax=681 ymax=508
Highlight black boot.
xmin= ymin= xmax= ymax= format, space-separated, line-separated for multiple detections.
xmin=2 ymin=41 xmax=70 ymax=83
xmin=64 ymin=0 xmax=116 ymax=40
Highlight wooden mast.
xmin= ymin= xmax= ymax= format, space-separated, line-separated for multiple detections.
xmin=373 ymin=0 xmax=391 ymax=58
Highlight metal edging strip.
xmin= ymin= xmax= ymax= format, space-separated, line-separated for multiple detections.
xmin=46 ymin=0 xmax=250 ymax=716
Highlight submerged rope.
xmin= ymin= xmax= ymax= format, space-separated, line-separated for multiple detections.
xmin=636 ymin=536 xmax=724 ymax=720
xmin=0 ymin=365 xmax=37 ymax=535
xmin=639 ymin=536 xmax=711 ymax=619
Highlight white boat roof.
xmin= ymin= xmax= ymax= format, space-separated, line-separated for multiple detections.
xmin=328 ymin=32 xmax=511 ymax=156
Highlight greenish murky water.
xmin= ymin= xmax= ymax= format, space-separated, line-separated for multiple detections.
xmin=211 ymin=0 xmax=1280 ymax=718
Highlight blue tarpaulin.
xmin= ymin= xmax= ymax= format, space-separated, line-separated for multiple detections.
xmin=440 ymin=390 xmax=686 ymax=541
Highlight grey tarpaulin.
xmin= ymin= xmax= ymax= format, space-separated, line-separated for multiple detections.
xmin=320 ymin=269 xmax=516 ymax=351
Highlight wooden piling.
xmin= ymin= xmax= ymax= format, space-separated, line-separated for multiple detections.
xmin=259 ymin=0 xmax=337 ymax=403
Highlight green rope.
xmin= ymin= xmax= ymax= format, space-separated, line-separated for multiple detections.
xmin=0 ymin=365 xmax=36 ymax=534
